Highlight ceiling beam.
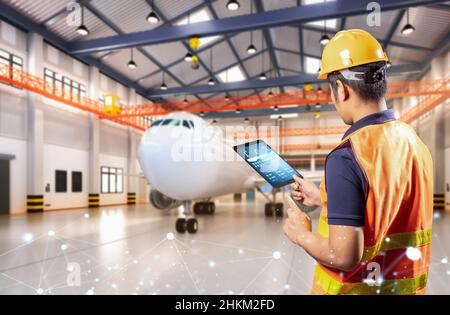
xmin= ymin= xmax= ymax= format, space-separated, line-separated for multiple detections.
xmin=293 ymin=24 xmax=432 ymax=51
xmin=147 ymin=63 xmax=423 ymax=97
xmin=203 ymin=104 xmax=336 ymax=120
xmin=69 ymin=0 xmax=447 ymax=55
xmin=148 ymin=73 xmax=320 ymax=97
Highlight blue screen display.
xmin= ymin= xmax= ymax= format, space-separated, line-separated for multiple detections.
xmin=234 ymin=140 xmax=302 ymax=188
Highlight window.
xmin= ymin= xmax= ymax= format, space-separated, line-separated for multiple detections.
xmin=0 ymin=48 xmax=23 ymax=87
xmin=305 ymin=56 xmax=321 ymax=74
xmin=137 ymin=116 xmax=152 ymax=128
xmin=176 ymin=9 xmax=221 ymax=47
xmin=162 ymin=119 xmax=180 ymax=126
xmin=182 ymin=120 xmax=191 ymax=129
xmin=44 ymin=68 xmax=86 ymax=101
xmin=101 ymin=167 xmax=124 ymax=194
xmin=218 ymin=65 xmax=246 ymax=83
xmin=182 ymin=120 xmax=195 ymax=129
xmin=72 ymin=171 xmax=82 ymax=192
xmin=151 ymin=120 xmax=163 ymax=127
xmin=304 ymin=0 xmax=337 ymax=29
xmin=55 ymin=170 xmax=67 ymax=193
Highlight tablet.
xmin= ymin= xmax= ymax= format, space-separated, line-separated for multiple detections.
xmin=233 ymin=140 xmax=303 ymax=188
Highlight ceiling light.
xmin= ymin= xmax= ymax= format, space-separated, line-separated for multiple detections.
xmin=226 ymin=0 xmax=240 ymax=11
xmin=401 ymin=23 xmax=415 ymax=35
xmin=146 ymin=11 xmax=160 ymax=24
xmin=127 ymin=49 xmax=137 ymax=69
xmin=76 ymin=25 xmax=89 ymax=36
xmin=76 ymin=5 xmax=89 ymax=36
xmin=183 ymin=97 xmax=188 ymax=104
xmin=235 ymin=108 xmax=241 ymax=114
xmin=277 ymin=115 xmax=283 ymax=121
xmin=247 ymin=44 xmax=257 ymax=54
xmin=401 ymin=8 xmax=415 ymax=35
xmin=225 ymin=95 xmax=230 ymax=102
xmin=270 ymin=113 xmax=298 ymax=119
xmin=259 ymin=72 xmax=267 ymax=80
xmin=268 ymin=91 xmax=274 ymax=97
xmin=212 ymin=120 xmax=217 ymax=125
xmin=273 ymin=106 xmax=278 ymax=111
xmin=184 ymin=52 xmax=193 ymax=62
xmin=127 ymin=60 xmax=137 ymax=69
xmin=160 ymin=82 xmax=168 ymax=90
xmin=208 ymin=77 xmax=215 ymax=86
xmin=320 ymin=34 xmax=330 ymax=45
xmin=244 ymin=117 xmax=249 ymax=123
xmin=200 ymin=111 xmax=205 ymax=117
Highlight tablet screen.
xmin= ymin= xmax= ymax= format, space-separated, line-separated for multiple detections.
xmin=233 ymin=140 xmax=302 ymax=188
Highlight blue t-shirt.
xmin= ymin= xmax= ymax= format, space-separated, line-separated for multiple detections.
xmin=325 ymin=109 xmax=396 ymax=227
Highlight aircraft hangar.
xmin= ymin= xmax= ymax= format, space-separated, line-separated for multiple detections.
xmin=0 ymin=0 xmax=449 ymax=296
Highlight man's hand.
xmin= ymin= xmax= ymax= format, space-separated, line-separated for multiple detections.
xmin=283 ymin=196 xmax=312 ymax=246
xmin=290 ymin=175 xmax=321 ymax=207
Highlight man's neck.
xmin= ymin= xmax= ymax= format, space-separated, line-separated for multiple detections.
xmin=352 ymin=99 xmax=387 ymax=123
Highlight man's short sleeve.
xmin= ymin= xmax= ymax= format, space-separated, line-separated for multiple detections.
xmin=325 ymin=146 xmax=367 ymax=227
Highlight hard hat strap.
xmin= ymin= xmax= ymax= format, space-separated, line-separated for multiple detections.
xmin=339 ymin=65 xmax=386 ymax=84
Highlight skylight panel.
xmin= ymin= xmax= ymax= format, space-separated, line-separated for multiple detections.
xmin=305 ymin=56 xmax=321 ymax=74
xmin=218 ymin=65 xmax=246 ymax=83
xmin=304 ymin=0 xmax=337 ymax=29
xmin=176 ymin=9 xmax=221 ymax=47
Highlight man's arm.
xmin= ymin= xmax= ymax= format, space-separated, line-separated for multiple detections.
xmin=284 ymin=198 xmax=364 ymax=271
xmin=297 ymin=224 xmax=364 ymax=271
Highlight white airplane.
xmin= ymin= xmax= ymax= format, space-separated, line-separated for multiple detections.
xmin=137 ymin=112 xmax=321 ymax=234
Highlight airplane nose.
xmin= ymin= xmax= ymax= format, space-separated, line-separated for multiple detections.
xmin=138 ymin=126 xmax=192 ymax=182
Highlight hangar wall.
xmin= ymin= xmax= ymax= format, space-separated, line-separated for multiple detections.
xmin=0 ymin=21 xmax=147 ymax=214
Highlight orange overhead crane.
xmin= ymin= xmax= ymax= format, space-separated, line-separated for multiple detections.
xmin=0 ymin=65 xmax=448 ymax=138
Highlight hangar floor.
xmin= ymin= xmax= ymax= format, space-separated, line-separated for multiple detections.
xmin=0 ymin=197 xmax=449 ymax=295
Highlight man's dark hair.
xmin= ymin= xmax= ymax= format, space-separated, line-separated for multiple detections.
xmin=328 ymin=61 xmax=387 ymax=103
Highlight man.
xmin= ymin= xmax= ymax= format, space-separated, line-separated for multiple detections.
xmin=283 ymin=29 xmax=433 ymax=295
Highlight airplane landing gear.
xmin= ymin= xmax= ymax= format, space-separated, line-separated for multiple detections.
xmin=193 ymin=201 xmax=215 ymax=215
xmin=175 ymin=218 xmax=198 ymax=233
xmin=264 ymin=202 xmax=284 ymax=217
xmin=176 ymin=201 xmax=198 ymax=234
xmin=257 ymin=187 xmax=284 ymax=218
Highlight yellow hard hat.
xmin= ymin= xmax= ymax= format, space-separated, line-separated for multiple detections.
xmin=318 ymin=29 xmax=388 ymax=79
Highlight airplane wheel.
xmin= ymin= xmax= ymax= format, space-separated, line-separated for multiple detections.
xmin=265 ymin=203 xmax=274 ymax=217
xmin=176 ymin=218 xmax=187 ymax=233
xmin=275 ymin=203 xmax=284 ymax=217
xmin=207 ymin=202 xmax=215 ymax=215
xmin=187 ymin=218 xmax=198 ymax=233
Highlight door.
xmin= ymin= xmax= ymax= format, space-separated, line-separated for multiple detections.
xmin=446 ymin=148 xmax=450 ymax=211
xmin=0 ymin=159 xmax=10 ymax=213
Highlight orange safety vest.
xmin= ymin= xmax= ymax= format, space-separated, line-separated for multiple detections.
xmin=312 ymin=119 xmax=433 ymax=295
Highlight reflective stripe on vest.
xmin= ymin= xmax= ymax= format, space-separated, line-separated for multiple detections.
xmin=314 ymin=265 xmax=428 ymax=295
xmin=317 ymin=218 xmax=432 ymax=261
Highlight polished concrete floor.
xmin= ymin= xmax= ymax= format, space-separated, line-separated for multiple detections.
xmin=0 ymin=196 xmax=449 ymax=295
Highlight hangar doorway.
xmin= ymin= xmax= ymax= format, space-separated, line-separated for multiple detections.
xmin=0 ymin=158 xmax=10 ymax=214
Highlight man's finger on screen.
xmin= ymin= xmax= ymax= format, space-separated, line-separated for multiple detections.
xmin=293 ymin=175 xmax=304 ymax=186
xmin=287 ymin=195 xmax=301 ymax=211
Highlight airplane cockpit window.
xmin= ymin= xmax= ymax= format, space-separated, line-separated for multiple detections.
xmin=188 ymin=120 xmax=194 ymax=128
xmin=182 ymin=120 xmax=191 ymax=129
xmin=162 ymin=119 xmax=180 ymax=126
xmin=151 ymin=120 xmax=163 ymax=127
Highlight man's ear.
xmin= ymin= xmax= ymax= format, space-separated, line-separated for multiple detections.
xmin=336 ymin=80 xmax=349 ymax=102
